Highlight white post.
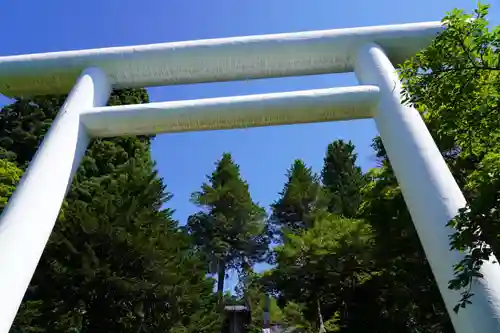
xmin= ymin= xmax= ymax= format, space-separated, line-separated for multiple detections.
xmin=0 ymin=67 xmax=111 ymax=333
xmin=354 ymin=43 xmax=500 ymax=333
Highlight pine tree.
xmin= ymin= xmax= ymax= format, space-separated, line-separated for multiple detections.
xmin=270 ymin=159 xmax=323 ymax=240
xmin=1 ymin=89 xmax=220 ymax=333
xmin=321 ymin=140 xmax=365 ymax=218
xmin=187 ymin=153 xmax=270 ymax=302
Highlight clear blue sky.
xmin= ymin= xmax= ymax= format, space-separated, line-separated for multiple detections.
xmin=0 ymin=0 xmax=496 ymax=292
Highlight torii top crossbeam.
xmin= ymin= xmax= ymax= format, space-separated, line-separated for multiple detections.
xmin=0 ymin=21 xmax=443 ymax=97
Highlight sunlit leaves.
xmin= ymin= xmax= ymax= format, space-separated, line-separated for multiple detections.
xmin=0 ymin=158 xmax=22 ymax=210
xmin=401 ymin=3 xmax=500 ymax=312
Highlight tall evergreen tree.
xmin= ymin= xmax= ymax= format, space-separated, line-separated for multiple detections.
xmin=267 ymin=147 xmax=376 ymax=332
xmin=1 ymin=89 xmax=220 ymax=333
xmin=268 ymin=138 xmax=451 ymax=332
xmin=187 ymin=153 xmax=270 ymax=302
xmin=270 ymin=159 xmax=323 ymax=240
xmin=321 ymin=140 xmax=365 ymax=218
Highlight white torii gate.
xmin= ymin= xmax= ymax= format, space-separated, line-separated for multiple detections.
xmin=0 ymin=22 xmax=500 ymax=333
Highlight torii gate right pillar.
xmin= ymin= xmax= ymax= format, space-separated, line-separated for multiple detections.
xmin=355 ymin=42 xmax=500 ymax=333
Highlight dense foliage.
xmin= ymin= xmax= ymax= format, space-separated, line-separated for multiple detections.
xmin=0 ymin=159 xmax=22 ymax=209
xmin=400 ymin=3 xmax=500 ymax=311
xmin=1 ymin=4 xmax=499 ymax=332
xmin=1 ymin=90 xmax=220 ymax=333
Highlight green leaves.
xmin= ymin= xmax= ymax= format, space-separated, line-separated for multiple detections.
xmin=271 ymin=213 xmax=373 ymax=332
xmin=2 ymin=90 xmax=221 ymax=333
xmin=401 ymin=3 xmax=500 ymax=312
xmin=276 ymin=214 xmax=373 ymax=271
xmin=5 ymin=5 xmax=500 ymax=331
xmin=0 ymin=159 xmax=23 ymax=210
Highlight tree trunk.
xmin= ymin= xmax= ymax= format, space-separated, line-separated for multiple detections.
xmin=217 ymin=259 xmax=226 ymax=305
xmin=317 ymin=298 xmax=326 ymax=333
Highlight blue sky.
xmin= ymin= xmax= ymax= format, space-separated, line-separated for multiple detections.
xmin=0 ymin=0 xmax=496 ymax=292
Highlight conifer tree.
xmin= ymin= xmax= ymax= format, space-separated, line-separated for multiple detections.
xmin=187 ymin=153 xmax=269 ymax=302
xmin=270 ymin=159 xmax=323 ymax=240
xmin=1 ymin=89 xmax=220 ymax=333
xmin=321 ymin=140 xmax=365 ymax=218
